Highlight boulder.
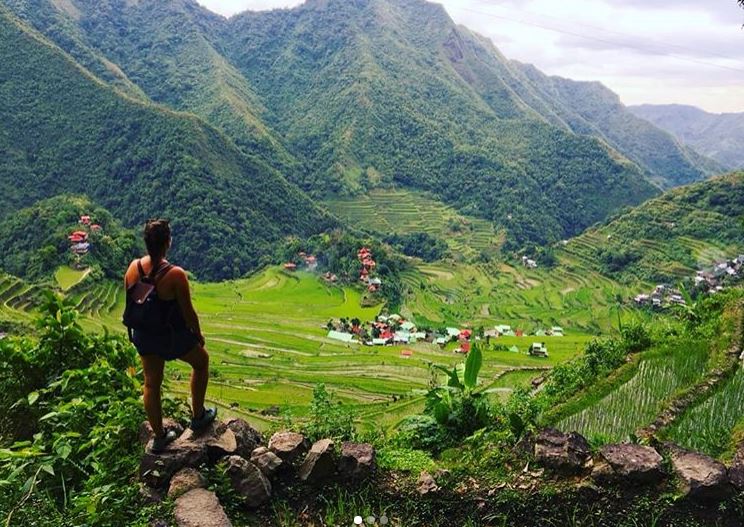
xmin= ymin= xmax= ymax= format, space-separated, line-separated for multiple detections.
xmin=178 ymin=421 xmax=238 ymax=462
xmin=338 ymin=442 xmax=376 ymax=481
xmin=140 ymin=438 xmax=208 ymax=488
xmin=593 ymin=444 xmax=664 ymax=485
xmin=728 ymin=442 xmax=744 ymax=491
xmin=534 ymin=428 xmax=591 ymax=475
xmin=224 ymin=418 xmax=263 ymax=458
xmin=667 ymin=444 xmax=733 ymax=502
xmin=250 ymin=447 xmax=284 ymax=477
xmin=224 ymin=455 xmax=272 ymax=508
xmin=174 ymin=488 xmax=232 ymax=527
xmin=139 ymin=419 xmax=184 ymax=446
xmin=167 ymin=467 xmax=206 ymax=499
xmin=298 ymin=439 xmax=336 ymax=484
xmin=416 ymin=471 xmax=440 ymax=495
xmin=268 ymin=431 xmax=309 ymax=464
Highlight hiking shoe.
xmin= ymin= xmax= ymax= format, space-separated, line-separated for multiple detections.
xmin=190 ymin=407 xmax=217 ymax=431
xmin=149 ymin=429 xmax=178 ymax=453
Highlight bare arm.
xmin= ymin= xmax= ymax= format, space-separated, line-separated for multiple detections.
xmin=173 ymin=269 xmax=204 ymax=345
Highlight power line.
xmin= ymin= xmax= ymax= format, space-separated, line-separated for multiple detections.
xmin=449 ymin=5 xmax=744 ymax=74
xmin=476 ymin=0 xmax=744 ymax=64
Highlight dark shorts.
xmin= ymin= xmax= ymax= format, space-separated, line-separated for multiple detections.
xmin=132 ymin=328 xmax=199 ymax=361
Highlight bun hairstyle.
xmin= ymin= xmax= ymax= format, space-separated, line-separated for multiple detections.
xmin=144 ymin=219 xmax=171 ymax=264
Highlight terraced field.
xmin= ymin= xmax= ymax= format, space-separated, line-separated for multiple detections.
xmin=666 ymin=366 xmax=744 ymax=457
xmin=0 ymin=272 xmax=44 ymax=322
xmin=325 ymin=189 xmax=503 ymax=260
xmin=401 ymin=259 xmax=641 ymax=334
xmin=88 ymin=267 xmax=589 ymax=432
xmin=557 ymin=341 xmax=709 ymax=442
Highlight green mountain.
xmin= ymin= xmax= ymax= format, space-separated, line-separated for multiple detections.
xmin=562 ymin=172 xmax=744 ymax=283
xmin=223 ymin=0 xmax=659 ymax=246
xmin=629 ymin=104 xmax=744 ymax=170
xmin=0 ymin=7 xmax=336 ymax=280
xmin=0 ymin=195 xmax=138 ymax=281
xmin=510 ymin=64 xmax=723 ymax=188
xmin=1 ymin=0 xmax=723 ymax=252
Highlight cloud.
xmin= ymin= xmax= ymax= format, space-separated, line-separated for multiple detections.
xmin=195 ymin=0 xmax=744 ymax=113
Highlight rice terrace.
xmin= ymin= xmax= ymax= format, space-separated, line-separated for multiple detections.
xmin=4 ymin=0 xmax=744 ymax=525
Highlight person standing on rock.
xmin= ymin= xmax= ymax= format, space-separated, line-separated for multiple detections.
xmin=124 ymin=219 xmax=217 ymax=452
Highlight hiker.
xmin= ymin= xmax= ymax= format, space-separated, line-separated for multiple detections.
xmin=123 ymin=219 xmax=216 ymax=452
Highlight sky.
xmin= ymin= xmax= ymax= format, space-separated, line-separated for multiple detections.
xmin=196 ymin=0 xmax=744 ymax=113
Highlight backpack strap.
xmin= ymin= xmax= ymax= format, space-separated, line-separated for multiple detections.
xmin=151 ymin=263 xmax=174 ymax=285
xmin=136 ymin=259 xmax=146 ymax=279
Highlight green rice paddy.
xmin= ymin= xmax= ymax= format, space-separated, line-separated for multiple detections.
xmin=54 ymin=265 xmax=90 ymax=291
xmin=666 ymin=366 xmax=744 ymax=457
xmin=557 ymin=341 xmax=710 ymax=442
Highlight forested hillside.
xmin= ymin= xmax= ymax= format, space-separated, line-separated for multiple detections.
xmin=512 ymin=64 xmax=723 ymax=188
xmin=0 ymin=195 xmax=138 ymax=280
xmin=0 ymin=7 xmax=336 ymax=280
xmin=563 ymin=172 xmax=744 ymax=283
xmin=630 ymin=104 xmax=744 ymax=170
xmin=3 ymin=0 xmax=721 ymax=252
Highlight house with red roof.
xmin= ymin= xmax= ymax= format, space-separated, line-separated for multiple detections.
xmin=283 ymin=262 xmax=297 ymax=271
xmin=90 ymin=224 xmax=102 ymax=232
xmin=79 ymin=215 xmax=91 ymax=225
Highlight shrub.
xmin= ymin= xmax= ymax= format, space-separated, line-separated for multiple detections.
xmin=302 ymin=384 xmax=355 ymax=442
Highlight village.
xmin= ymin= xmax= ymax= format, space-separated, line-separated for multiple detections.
xmin=324 ymin=314 xmax=563 ymax=358
xmin=634 ymin=254 xmax=744 ymax=309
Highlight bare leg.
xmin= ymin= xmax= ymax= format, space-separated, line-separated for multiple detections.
xmin=141 ymin=354 xmax=166 ymax=437
xmin=179 ymin=345 xmax=210 ymax=418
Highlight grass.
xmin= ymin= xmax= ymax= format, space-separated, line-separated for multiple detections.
xmin=557 ymin=340 xmax=709 ymax=442
xmin=54 ymin=265 xmax=89 ymax=291
xmin=665 ymin=366 xmax=744 ymax=458
xmin=82 ymin=266 xmax=589 ymax=432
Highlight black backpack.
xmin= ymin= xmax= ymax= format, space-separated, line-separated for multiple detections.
xmin=123 ymin=259 xmax=175 ymax=338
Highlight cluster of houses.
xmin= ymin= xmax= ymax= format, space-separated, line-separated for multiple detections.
xmin=283 ymin=252 xmax=318 ymax=273
xmin=633 ymin=285 xmax=686 ymax=309
xmin=325 ymin=316 xmax=562 ymax=358
xmin=357 ymin=247 xmax=382 ymax=293
xmin=67 ymin=215 xmax=101 ymax=256
xmin=634 ymin=255 xmax=744 ymax=309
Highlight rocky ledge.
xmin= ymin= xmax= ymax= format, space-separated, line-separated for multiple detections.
xmin=533 ymin=428 xmax=742 ymax=503
xmin=139 ymin=420 xmax=376 ymax=527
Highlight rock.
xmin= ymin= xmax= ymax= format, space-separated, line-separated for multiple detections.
xmin=140 ymin=438 xmax=208 ymax=488
xmin=178 ymin=421 xmax=238 ymax=462
xmin=250 ymin=447 xmax=284 ymax=477
xmin=593 ymin=444 xmax=664 ymax=485
xmin=261 ymin=405 xmax=281 ymax=416
xmin=534 ymin=428 xmax=591 ymax=475
xmin=268 ymin=431 xmax=309 ymax=464
xmin=667 ymin=444 xmax=733 ymax=502
xmin=167 ymin=467 xmax=206 ymax=499
xmin=224 ymin=418 xmax=263 ymax=458
xmin=224 ymin=455 xmax=272 ymax=508
xmin=298 ymin=439 xmax=336 ymax=484
xmin=174 ymin=488 xmax=232 ymax=527
xmin=728 ymin=442 xmax=744 ymax=491
xmin=139 ymin=419 xmax=184 ymax=446
xmin=139 ymin=483 xmax=164 ymax=504
xmin=338 ymin=442 xmax=376 ymax=481
xmin=416 ymin=471 xmax=440 ymax=495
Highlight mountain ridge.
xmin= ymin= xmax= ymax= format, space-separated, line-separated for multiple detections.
xmin=629 ymin=103 xmax=744 ymax=170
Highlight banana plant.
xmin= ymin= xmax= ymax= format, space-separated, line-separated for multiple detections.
xmin=425 ymin=343 xmax=490 ymax=434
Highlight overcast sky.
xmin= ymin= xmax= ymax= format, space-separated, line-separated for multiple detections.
xmin=197 ymin=0 xmax=744 ymax=113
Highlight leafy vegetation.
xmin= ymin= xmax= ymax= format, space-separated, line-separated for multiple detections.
xmin=0 ymin=294 xmax=186 ymax=526
xmin=383 ymin=232 xmax=449 ymax=262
